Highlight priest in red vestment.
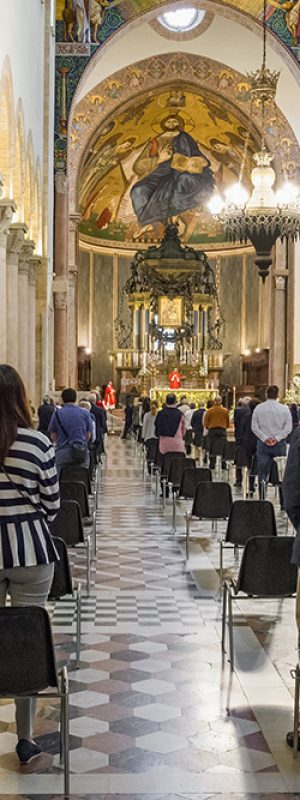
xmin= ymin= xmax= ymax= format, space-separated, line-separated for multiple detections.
xmin=104 ymin=381 xmax=116 ymax=409
xmin=169 ymin=368 xmax=182 ymax=390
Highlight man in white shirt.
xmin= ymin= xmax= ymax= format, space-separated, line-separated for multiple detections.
xmin=251 ymin=384 xmax=292 ymax=499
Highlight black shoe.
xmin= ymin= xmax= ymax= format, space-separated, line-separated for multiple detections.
xmin=234 ymin=482 xmax=242 ymax=488
xmin=16 ymin=739 xmax=42 ymax=765
xmin=286 ymin=731 xmax=300 ymax=750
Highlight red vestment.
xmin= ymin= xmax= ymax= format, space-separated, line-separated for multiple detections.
xmin=104 ymin=384 xmax=116 ymax=409
xmin=169 ymin=370 xmax=182 ymax=390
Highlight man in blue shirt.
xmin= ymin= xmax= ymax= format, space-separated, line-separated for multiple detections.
xmin=48 ymin=388 xmax=93 ymax=474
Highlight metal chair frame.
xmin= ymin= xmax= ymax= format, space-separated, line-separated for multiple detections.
xmin=219 ymin=500 xmax=277 ymax=584
xmin=50 ymin=501 xmax=92 ymax=596
xmin=171 ymin=467 xmax=212 ymax=533
xmin=49 ymin=537 xmax=82 ymax=669
xmin=291 ymin=663 xmax=300 ymax=758
xmin=185 ymin=482 xmax=232 ymax=560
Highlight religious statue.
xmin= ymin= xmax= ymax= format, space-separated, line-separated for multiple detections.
xmin=169 ymin=368 xmax=182 ymax=390
xmin=104 ymin=381 xmax=116 ymax=410
xmin=130 ymin=114 xmax=214 ymax=227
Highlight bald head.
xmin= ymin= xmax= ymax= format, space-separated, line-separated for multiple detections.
xmin=89 ymin=392 xmax=97 ymax=404
xmin=215 ymin=395 xmax=222 ymax=405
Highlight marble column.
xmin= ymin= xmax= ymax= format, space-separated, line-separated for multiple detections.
xmin=68 ymin=212 xmax=81 ymax=387
xmin=54 ymin=172 xmax=68 ymax=389
xmin=133 ymin=304 xmax=140 ymax=350
xmin=269 ymin=241 xmax=288 ymax=395
xmin=0 ymin=197 xmax=17 ymax=361
xmin=28 ymin=256 xmax=42 ymax=403
xmin=6 ymin=222 xmax=27 ymax=369
xmin=18 ymin=240 xmax=35 ymax=388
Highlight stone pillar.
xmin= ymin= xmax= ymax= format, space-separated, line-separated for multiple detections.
xmin=54 ymin=173 xmax=68 ymax=389
xmin=269 ymin=241 xmax=288 ymax=396
xmin=68 ymin=212 xmax=81 ymax=387
xmin=6 ymin=222 xmax=27 ymax=369
xmin=28 ymin=256 xmax=42 ymax=403
xmin=0 ymin=198 xmax=17 ymax=360
xmin=133 ymin=303 xmax=140 ymax=350
xmin=18 ymin=240 xmax=35 ymax=388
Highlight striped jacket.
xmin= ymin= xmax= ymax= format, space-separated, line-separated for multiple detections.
xmin=0 ymin=428 xmax=60 ymax=569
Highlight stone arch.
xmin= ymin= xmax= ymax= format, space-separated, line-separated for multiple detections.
xmin=13 ymin=100 xmax=26 ymax=220
xmin=24 ymin=133 xmax=35 ymax=239
xmin=0 ymin=56 xmax=14 ymax=196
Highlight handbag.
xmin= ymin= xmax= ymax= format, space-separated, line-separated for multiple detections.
xmin=56 ymin=411 xmax=88 ymax=465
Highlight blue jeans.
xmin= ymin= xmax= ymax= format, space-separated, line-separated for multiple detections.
xmin=55 ymin=444 xmax=90 ymax=476
xmin=256 ymin=440 xmax=287 ymax=499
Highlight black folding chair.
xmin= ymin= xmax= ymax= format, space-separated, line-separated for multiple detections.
xmin=60 ymin=480 xmax=96 ymax=557
xmin=0 ymin=606 xmax=69 ymax=795
xmin=50 ymin=500 xmax=91 ymax=594
xmin=219 ymin=500 xmax=277 ymax=583
xmin=186 ymin=481 xmax=233 ymax=559
xmin=172 ymin=465 xmax=210 ymax=532
xmin=222 ymin=536 xmax=297 ymax=670
xmin=49 ymin=537 xmax=82 ymax=669
xmin=60 ymin=465 xmax=92 ymax=495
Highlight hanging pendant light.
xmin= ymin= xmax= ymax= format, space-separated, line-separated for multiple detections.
xmin=207 ymin=0 xmax=300 ymax=281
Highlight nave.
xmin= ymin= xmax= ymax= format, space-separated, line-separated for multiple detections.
xmin=0 ymin=437 xmax=299 ymax=798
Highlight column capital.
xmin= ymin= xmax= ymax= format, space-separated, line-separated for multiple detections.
xmin=55 ymin=171 xmax=68 ymax=194
xmin=69 ymin=212 xmax=81 ymax=231
xmin=68 ymin=269 xmax=78 ymax=287
xmin=0 ymin=198 xmax=17 ymax=238
xmin=29 ymin=256 xmax=42 ymax=286
xmin=274 ymin=274 xmax=287 ymax=291
xmin=54 ymin=291 xmax=68 ymax=311
xmin=7 ymin=222 xmax=28 ymax=256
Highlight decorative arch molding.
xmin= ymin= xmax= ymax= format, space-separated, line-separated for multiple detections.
xmin=68 ymin=52 xmax=300 ymax=212
xmin=0 ymin=56 xmax=14 ymax=195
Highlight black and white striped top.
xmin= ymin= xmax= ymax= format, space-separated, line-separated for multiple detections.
xmin=0 ymin=428 xmax=60 ymax=569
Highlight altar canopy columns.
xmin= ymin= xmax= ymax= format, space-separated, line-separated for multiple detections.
xmin=68 ymin=213 xmax=81 ymax=387
xmin=18 ymin=240 xmax=35 ymax=387
xmin=144 ymin=303 xmax=150 ymax=351
xmin=133 ymin=302 xmax=140 ymax=350
xmin=0 ymin=196 xmax=17 ymax=361
xmin=193 ymin=302 xmax=203 ymax=352
xmin=269 ymin=240 xmax=289 ymax=396
xmin=6 ymin=223 xmax=27 ymax=369
xmin=202 ymin=304 xmax=209 ymax=350
xmin=54 ymin=172 xmax=68 ymax=389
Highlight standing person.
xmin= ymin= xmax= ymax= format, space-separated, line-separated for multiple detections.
xmin=203 ymin=398 xmax=214 ymax=464
xmin=37 ymin=395 xmax=55 ymax=436
xmin=89 ymin=391 xmax=107 ymax=456
xmin=0 ymin=364 xmax=60 ymax=765
xmin=251 ymin=384 xmax=292 ymax=499
xmin=243 ymin=397 xmax=261 ymax=496
xmin=104 ymin=381 xmax=116 ymax=411
xmin=282 ymin=429 xmax=300 ymax=750
xmin=155 ymin=393 xmax=186 ymax=465
xmin=142 ymin=401 xmax=158 ymax=471
xmin=203 ymin=395 xmax=229 ymax=470
xmin=191 ymin=400 xmax=205 ymax=461
xmin=121 ymin=397 xmax=133 ymax=440
xmin=48 ymin=388 xmax=93 ymax=475
xmin=132 ymin=396 xmax=142 ymax=439
xmin=184 ymin=402 xmax=196 ymax=455
xmin=178 ymin=395 xmax=190 ymax=417
xmin=234 ymin=398 xmax=250 ymax=487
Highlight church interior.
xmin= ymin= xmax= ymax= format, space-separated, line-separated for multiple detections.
xmin=1 ymin=0 xmax=300 ymax=796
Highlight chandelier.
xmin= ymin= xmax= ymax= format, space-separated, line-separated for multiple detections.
xmin=207 ymin=0 xmax=300 ymax=281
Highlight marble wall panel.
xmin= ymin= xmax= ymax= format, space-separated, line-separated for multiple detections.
xmin=219 ymin=255 xmax=242 ymax=386
xmin=118 ymin=255 xmax=132 ymax=328
xmin=245 ymin=254 xmax=259 ymax=350
xmin=78 ymin=250 xmax=90 ymax=347
xmin=92 ymin=253 xmax=113 ymax=386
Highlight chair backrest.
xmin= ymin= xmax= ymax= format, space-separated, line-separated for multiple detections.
xmin=168 ymin=457 xmax=195 ymax=487
xmin=161 ymin=451 xmax=185 ymax=479
xmin=60 ymin=480 xmax=90 ymax=517
xmin=146 ymin=438 xmax=158 ymax=464
xmin=223 ymin=440 xmax=236 ymax=463
xmin=179 ymin=467 xmax=212 ymax=498
xmin=225 ymin=500 xmax=277 ymax=546
xmin=235 ymin=536 xmax=298 ymax=596
xmin=60 ymin=465 xmax=91 ymax=495
xmin=49 ymin=500 xmax=85 ymax=546
xmin=48 ymin=536 xmax=73 ymax=600
xmin=0 ymin=606 xmax=58 ymax=693
xmin=192 ymin=481 xmax=232 ymax=519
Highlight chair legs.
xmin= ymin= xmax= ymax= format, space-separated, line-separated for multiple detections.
xmin=86 ymin=535 xmax=91 ymax=596
xmin=221 ymin=582 xmax=228 ymax=652
xmin=92 ymin=511 xmax=97 ymax=558
xmin=172 ymin=491 xmax=177 ymax=532
xmin=162 ymin=478 xmax=167 ymax=511
xmin=291 ymin=663 xmax=300 ymax=758
xmin=220 ymin=540 xmax=224 ymax=585
xmin=186 ymin=511 xmax=191 ymax=560
xmin=75 ymin=583 xmax=82 ymax=669
xmin=60 ymin=666 xmax=70 ymax=797
xmin=222 ymin=582 xmax=234 ymax=670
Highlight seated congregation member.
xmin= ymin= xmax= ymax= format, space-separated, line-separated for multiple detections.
xmin=282 ymin=430 xmax=300 ymax=750
xmin=191 ymin=400 xmax=205 ymax=460
xmin=203 ymin=395 xmax=229 ymax=470
xmin=142 ymin=401 xmax=158 ymax=471
xmin=0 ymin=364 xmax=60 ymax=765
xmin=48 ymin=387 xmax=93 ymax=474
xmin=251 ymin=384 xmax=292 ymax=500
xmin=155 ymin=393 xmax=186 ymax=466
xmin=37 ymin=394 xmax=55 ymax=436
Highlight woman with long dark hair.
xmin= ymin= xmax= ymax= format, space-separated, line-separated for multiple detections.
xmin=0 ymin=365 xmax=60 ymax=765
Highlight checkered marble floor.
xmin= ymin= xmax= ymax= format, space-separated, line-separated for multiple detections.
xmin=0 ymin=438 xmax=299 ymax=798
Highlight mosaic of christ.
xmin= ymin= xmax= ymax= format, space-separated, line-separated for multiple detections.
xmin=79 ymin=87 xmax=259 ymax=246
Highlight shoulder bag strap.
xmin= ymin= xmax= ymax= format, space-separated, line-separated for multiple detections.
xmin=56 ymin=410 xmax=69 ymax=439
xmin=0 ymin=463 xmax=43 ymax=513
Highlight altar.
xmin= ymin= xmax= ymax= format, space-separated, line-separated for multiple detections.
xmin=112 ymin=224 xmax=224 ymax=400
